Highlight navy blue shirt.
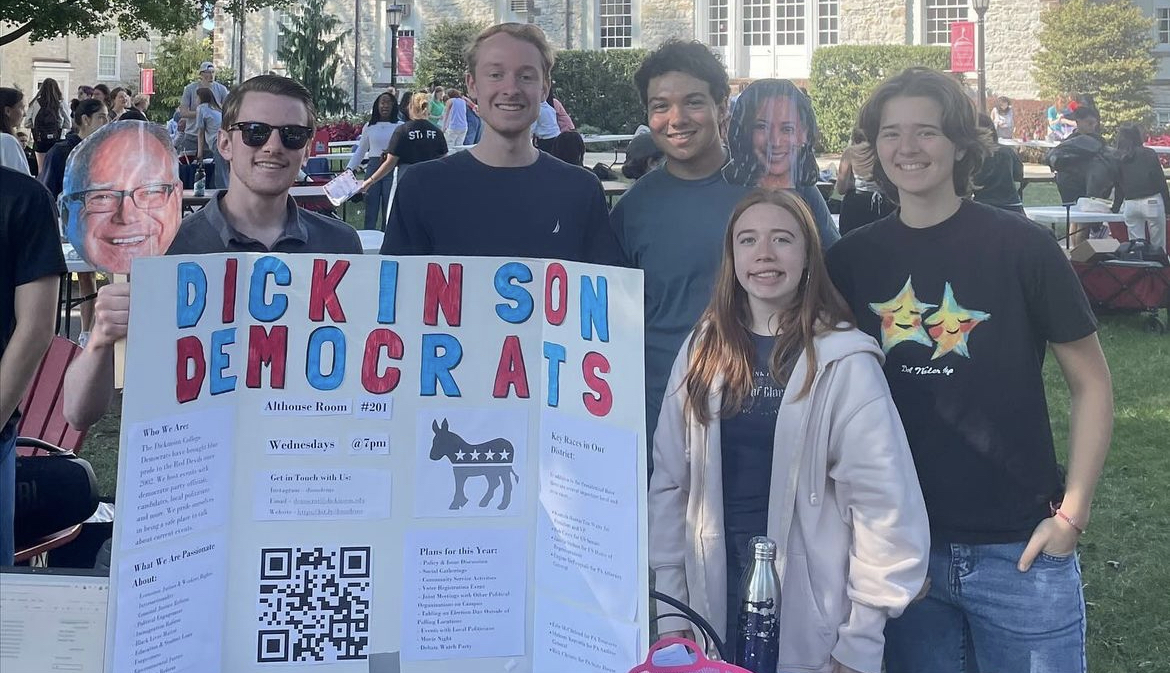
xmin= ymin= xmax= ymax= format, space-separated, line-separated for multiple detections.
xmin=721 ymin=332 xmax=785 ymax=642
xmin=381 ymin=150 xmax=622 ymax=265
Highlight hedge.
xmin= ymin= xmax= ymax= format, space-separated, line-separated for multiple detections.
xmin=552 ymin=49 xmax=649 ymax=134
xmin=809 ymin=45 xmax=953 ymax=153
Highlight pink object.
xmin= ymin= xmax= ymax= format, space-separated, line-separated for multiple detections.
xmin=627 ymin=638 xmax=752 ymax=673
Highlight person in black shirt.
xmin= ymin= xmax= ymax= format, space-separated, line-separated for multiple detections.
xmin=1111 ymin=122 xmax=1169 ymax=252
xmin=0 ymin=168 xmax=66 ymax=564
xmin=972 ymin=114 xmax=1024 ymax=212
xmin=826 ymin=67 xmax=1113 ymax=673
xmin=357 ymin=92 xmax=447 ymax=193
xmin=380 ymin=23 xmax=620 ymax=265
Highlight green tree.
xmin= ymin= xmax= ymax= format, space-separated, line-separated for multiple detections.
xmin=146 ymin=34 xmax=235 ymax=123
xmin=0 ymin=0 xmax=289 ymax=47
xmin=277 ymin=0 xmax=351 ymax=115
xmin=414 ymin=20 xmax=487 ymax=91
xmin=1033 ymin=0 xmax=1157 ymax=131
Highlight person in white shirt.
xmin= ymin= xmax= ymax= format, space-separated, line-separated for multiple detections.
xmin=532 ymin=98 xmax=559 ymax=155
xmin=348 ymin=92 xmax=403 ymax=230
xmin=0 ymin=88 xmax=31 ymax=175
xmin=194 ymin=88 xmax=226 ymax=188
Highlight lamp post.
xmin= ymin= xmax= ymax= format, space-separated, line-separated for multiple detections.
xmin=135 ymin=51 xmax=145 ymax=67
xmin=387 ymin=4 xmax=405 ymax=88
xmin=973 ymin=0 xmax=990 ymax=112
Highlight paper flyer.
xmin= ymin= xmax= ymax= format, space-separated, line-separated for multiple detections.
xmin=107 ymin=254 xmax=649 ymax=672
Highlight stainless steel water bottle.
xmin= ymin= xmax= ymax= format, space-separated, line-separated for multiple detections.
xmin=733 ymin=536 xmax=781 ymax=673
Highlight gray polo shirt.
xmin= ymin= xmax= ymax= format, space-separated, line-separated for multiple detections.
xmin=168 ymin=193 xmax=362 ymax=255
xmin=181 ymin=80 xmax=230 ymax=138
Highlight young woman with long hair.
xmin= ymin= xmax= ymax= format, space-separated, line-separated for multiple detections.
xmin=194 ymin=87 xmax=226 ymax=188
xmin=0 ymin=88 xmax=30 ymax=174
xmin=1112 ymin=122 xmax=1169 ymax=252
xmin=347 ymin=91 xmax=404 ymax=230
xmin=24 ymin=77 xmax=71 ymax=168
xmin=649 ymin=188 xmax=929 ymax=673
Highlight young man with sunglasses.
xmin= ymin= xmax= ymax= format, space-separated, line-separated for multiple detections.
xmin=380 ymin=23 xmax=621 ymax=265
xmin=63 ymin=75 xmax=361 ymax=430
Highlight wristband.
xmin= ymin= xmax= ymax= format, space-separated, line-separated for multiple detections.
xmin=1053 ymin=509 xmax=1085 ymax=535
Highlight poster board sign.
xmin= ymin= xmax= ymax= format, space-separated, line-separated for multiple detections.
xmin=140 ymin=68 xmax=155 ymax=95
xmin=106 ymin=254 xmax=649 ymax=672
xmin=950 ymin=21 xmax=975 ymax=72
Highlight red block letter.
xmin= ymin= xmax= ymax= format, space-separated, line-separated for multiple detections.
xmin=362 ymin=329 xmax=404 ymax=394
xmin=581 ymin=351 xmax=612 ymax=417
xmin=222 ymin=257 xmax=238 ymax=323
xmin=246 ymin=325 xmax=288 ymax=389
xmin=492 ymin=335 xmax=530 ymax=399
xmin=544 ymin=263 xmax=567 ymax=326
xmin=309 ymin=258 xmax=350 ymax=322
xmin=423 ymin=262 xmax=463 ymax=327
xmin=176 ymin=336 xmax=206 ymax=403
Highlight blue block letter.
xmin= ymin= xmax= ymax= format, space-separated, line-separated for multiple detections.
xmin=420 ymin=333 xmax=463 ymax=397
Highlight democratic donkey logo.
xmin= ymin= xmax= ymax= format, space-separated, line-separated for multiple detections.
xmin=428 ymin=419 xmax=519 ymax=511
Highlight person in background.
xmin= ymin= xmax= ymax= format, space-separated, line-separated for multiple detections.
xmin=620 ymin=131 xmax=663 ymax=181
xmin=194 ymin=87 xmax=226 ymax=189
xmin=835 ymin=128 xmax=895 ymax=235
xmin=119 ymin=93 xmax=150 ymax=122
xmin=1046 ymin=104 xmax=1116 ymax=244
xmin=541 ymin=90 xmax=585 ymax=165
xmin=348 ymin=91 xmax=403 ymax=230
xmin=0 ymin=88 xmax=30 ymax=175
xmin=179 ymin=62 xmax=229 ymax=154
xmin=358 ymin=93 xmax=445 ymax=197
xmin=76 ymin=85 xmax=94 ymax=101
xmin=1111 ymin=122 xmax=1170 ymax=252
xmin=91 ymin=84 xmax=110 ymax=104
xmin=827 ymin=67 xmax=1113 ymax=673
xmin=16 ymin=132 xmax=37 ymax=176
xmin=38 ymin=99 xmax=111 ymax=347
xmin=398 ymin=89 xmax=413 ymax=122
xmin=441 ymin=87 xmax=468 ymax=147
xmin=24 ymin=77 xmax=71 ymax=169
xmin=428 ymin=85 xmax=446 ymax=126
xmin=0 ymin=167 xmax=66 ymax=566
xmin=532 ymin=94 xmax=560 ymax=153
xmin=649 ymin=188 xmax=929 ymax=673
xmin=1047 ymin=94 xmax=1074 ymax=141
xmin=972 ymin=114 xmax=1025 ymax=213
xmin=108 ymin=87 xmax=131 ymax=119
xmin=463 ymin=94 xmax=483 ymax=145
xmin=991 ymin=96 xmax=1014 ymax=140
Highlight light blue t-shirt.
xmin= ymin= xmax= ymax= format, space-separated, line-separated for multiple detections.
xmin=609 ymin=161 xmax=838 ymax=446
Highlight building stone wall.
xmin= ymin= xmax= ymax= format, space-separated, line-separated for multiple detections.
xmin=639 ymin=0 xmax=695 ymax=49
xmin=1 ymin=30 xmax=154 ymax=102
xmin=840 ymin=0 xmax=906 ymax=45
xmin=981 ymin=0 xmax=1054 ymax=101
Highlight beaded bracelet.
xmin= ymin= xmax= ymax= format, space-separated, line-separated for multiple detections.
xmin=1053 ymin=509 xmax=1085 ymax=535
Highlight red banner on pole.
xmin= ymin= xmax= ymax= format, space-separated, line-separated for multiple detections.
xmin=397 ymin=35 xmax=415 ymax=77
xmin=140 ymin=68 xmax=155 ymax=95
xmin=950 ymin=22 xmax=975 ymax=72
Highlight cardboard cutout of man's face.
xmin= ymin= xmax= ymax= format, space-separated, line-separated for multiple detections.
xmin=61 ymin=121 xmax=182 ymax=274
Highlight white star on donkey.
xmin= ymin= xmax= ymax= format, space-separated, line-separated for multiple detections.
xmin=486 ymin=450 xmax=497 ymax=460
xmin=500 ymin=449 xmax=511 ymax=461
xmin=471 ymin=450 xmax=481 ymax=460
xmin=455 ymin=450 xmax=466 ymax=461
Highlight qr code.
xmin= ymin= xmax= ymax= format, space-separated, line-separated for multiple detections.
xmin=257 ymin=546 xmax=372 ymax=663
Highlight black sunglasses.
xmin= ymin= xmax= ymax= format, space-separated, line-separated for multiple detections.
xmin=227 ymin=121 xmax=314 ymax=150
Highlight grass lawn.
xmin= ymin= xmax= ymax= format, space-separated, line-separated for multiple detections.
xmin=74 ymin=177 xmax=1169 ymax=671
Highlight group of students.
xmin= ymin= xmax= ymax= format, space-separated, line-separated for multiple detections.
xmin=1 ymin=21 xmax=1116 ymax=673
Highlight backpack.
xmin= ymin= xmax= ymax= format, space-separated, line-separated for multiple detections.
xmin=32 ymin=103 xmax=62 ymax=145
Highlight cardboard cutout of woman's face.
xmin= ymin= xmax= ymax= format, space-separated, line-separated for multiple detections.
xmin=724 ymin=79 xmax=820 ymax=190
xmin=61 ymin=120 xmax=182 ymax=274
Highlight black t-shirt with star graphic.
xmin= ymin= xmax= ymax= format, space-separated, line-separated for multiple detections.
xmin=826 ymin=200 xmax=1096 ymax=544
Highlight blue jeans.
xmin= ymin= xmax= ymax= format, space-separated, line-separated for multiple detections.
xmin=363 ymin=155 xmax=393 ymax=231
xmin=885 ymin=541 xmax=1086 ymax=673
xmin=0 ymin=424 xmax=15 ymax=565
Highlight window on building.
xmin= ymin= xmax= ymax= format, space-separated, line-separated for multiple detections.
xmin=708 ymin=0 xmax=729 ymax=47
xmin=818 ymin=0 xmax=838 ymax=45
xmin=774 ymin=0 xmax=804 ymax=45
xmin=97 ymin=34 xmax=119 ymax=79
xmin=275 ymin=10 xmax=292 ymax=56
xmin=743 ymin=0 xmax=771 ymax=46
xmin=599 ymin=0 xmax=633 ymax=49
xmin=1158 ymin=7 xmax=1170 ymax=44
xmin=925 ymin=0 xmax=968 ymax=45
